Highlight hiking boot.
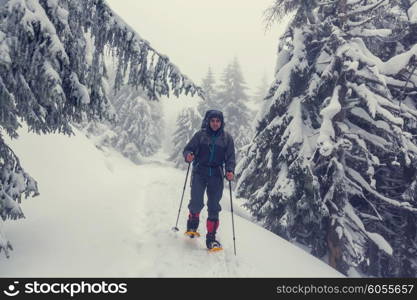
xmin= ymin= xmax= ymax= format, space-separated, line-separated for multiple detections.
xmin=185 ymin=212 xmax=200 ymax=238
xmin=206 ymin=218 xmax=221 ymax=250
xmin=206 ymin=232 xmax=222 ymax=250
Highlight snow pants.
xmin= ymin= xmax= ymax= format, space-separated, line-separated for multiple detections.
xmin=188 ymin=171 xmax=224 ymax=219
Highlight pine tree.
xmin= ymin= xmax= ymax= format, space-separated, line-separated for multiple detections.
xmin=169 ymin=107 xmax=202 ymax=169
xmin=217 ymin=58 xmax=253 ymax=150
xmin=198 ymin=67 xmax=220 ymax=115
xmin=0 ymin=0 xmax=201 ymax=257
xmin=80 ymin=58 xmax=165 ymax=164
xmin=251 ymin=72 xmax=270 ymax=135
xmin=236 ymin=0 xmax=417 ymax=277
xmin=81 ymin=120 xmax=118 ymax=152
xmin=111 ymin=86 xmax=164 ymax=162
xmin=254 ymin=73 xmax=270 ymax=103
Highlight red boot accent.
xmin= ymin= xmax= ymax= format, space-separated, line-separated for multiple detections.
xmin=206 ymin=219 xmax=219 ymax=234
xmin=188 ymin=212 xmax=200 ymax=219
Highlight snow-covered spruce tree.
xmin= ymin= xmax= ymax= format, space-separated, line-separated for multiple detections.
xmin=112 ymin=86 xmax=164 ymax=162
xmin=0 ymin=0 xmax=201 ymax=257
xmin=217 ymin=58 xmax=253 ymax=150
xmin=81 ymin=120 xmax=118 ymax=152
xmin=236 ymin=0 xmax=417 ymax=277
xmin=197 ymin=67 xmax=221 ymax=115
xmin=253 ymin=73 xmax=270 ymax=105
xmin=197 ymin=67 xmax=217 ymax=113
xmin=169 ymin=107 xmax=202 ymax=169
xmin=251 ymin=73 xmax=270 ymax=135
xmin=78 ymin=58 xmax=165 ymax=164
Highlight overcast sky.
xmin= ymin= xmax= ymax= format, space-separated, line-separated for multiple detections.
xmin=106 ymin=0 xmax=285 ymax=94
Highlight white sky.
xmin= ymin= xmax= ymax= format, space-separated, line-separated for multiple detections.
xmin=105 ymin=0 xmax=285 ymax=94
xmin=105 ymin=0 xmax=287 ymax=147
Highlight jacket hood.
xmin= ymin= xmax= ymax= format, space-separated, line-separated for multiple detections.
xmin=204 ymin=110 xmax=225 ymax=134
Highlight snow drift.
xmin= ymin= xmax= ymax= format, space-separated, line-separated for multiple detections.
xmin=0 ymin=125 xmax=342 ymax=277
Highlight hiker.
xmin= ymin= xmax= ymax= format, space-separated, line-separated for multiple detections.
xmin=183 ymin=110 xmax=235 ymax=250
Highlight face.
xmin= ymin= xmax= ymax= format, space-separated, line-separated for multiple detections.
xmin=209 ymin=117 xmax=221 ymax=131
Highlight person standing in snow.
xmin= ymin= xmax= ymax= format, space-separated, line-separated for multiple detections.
xmin=183 ymin=110 xmax=235 ymax=250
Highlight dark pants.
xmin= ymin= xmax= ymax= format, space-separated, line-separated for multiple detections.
xmin=188 ymin=170 xmax=224 ymax=219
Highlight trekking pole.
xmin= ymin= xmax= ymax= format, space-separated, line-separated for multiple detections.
xmin=172 ymin=160 xmax=191 ymax=232
xmin=229 ymin=180 xmax=237 ymax=256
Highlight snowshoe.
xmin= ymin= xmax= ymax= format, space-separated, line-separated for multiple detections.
xmin=206 ymin=233 xmax=223 ymax=252
xmin=207 ymin=240 xmax=223 ymax=252
xmin=185 ymin=212 xmax=200 ymax=238
xmin=184 ymin=230 xmax=201 ymax=238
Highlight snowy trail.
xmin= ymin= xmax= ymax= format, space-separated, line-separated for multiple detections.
xmin=126 ymin=162 xmax=238 ymax=277
xmin=0 ymin=127 xmax=342 ymax=277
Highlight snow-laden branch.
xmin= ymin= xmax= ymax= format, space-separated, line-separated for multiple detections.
xmin=0 ymin=220 xmax=13 ymax=258
xmin=408 ymin=2 xmax=417 ymax=24
xmin=347 ymin=82 xmax=403 ymax=126
xmin=346 ymin=167 xmax=417 ymax=212
xmin=346 ymin=0 xmax=389 ymax=17
xmin=348 ymin=28 xmax=391 ymax=38
xmin=346 ymin=16 xmax=376 ymax=27
xmin=317 ymin=86 xmax=342 ymax=157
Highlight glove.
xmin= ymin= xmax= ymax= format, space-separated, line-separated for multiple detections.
xmin=185 ymin=153 xmax=194 ymax=163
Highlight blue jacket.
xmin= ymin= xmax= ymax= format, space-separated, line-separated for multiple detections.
xmin=183 ymin=110 xmax=236 ymax=177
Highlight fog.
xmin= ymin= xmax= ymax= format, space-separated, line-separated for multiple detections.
xmin=106 ymin=0 xmax=285 ymax=92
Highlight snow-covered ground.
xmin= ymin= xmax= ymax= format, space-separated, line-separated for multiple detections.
xmin=0 ymin=126 xmax=342 ymax=277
